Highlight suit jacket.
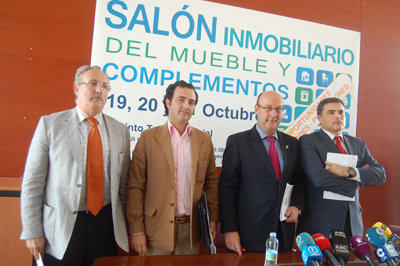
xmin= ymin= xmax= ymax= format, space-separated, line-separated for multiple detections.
xmin=20 ymin=108 xmax=130 ymax=259
xmin=297 ymin=129 xmax=386 ymax=237
xmin=219 ymin=125 xmax=305 ymax=252
xmin=126 ymin=123 xmax=219 ymax=251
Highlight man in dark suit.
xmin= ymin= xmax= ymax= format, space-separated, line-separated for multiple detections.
xmin=219 ymin=91 xmax=305 ymax=254
xmin=297 ymin=97 xmax=386 ymax=237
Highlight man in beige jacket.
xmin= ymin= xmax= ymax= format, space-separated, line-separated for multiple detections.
xmin=126 ymin=80 xmax=219 ymax=255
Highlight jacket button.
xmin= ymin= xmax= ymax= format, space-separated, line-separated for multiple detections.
xmin=170 ymin=203 xmax=174 ymax=207
xmin=169 ymin=220 xmax=174 ymax=224
xmin=72 ymin=211 xmax=78 ymax=214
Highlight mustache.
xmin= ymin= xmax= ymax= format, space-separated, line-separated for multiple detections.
xmin=91 ymin=93 xmax=103 ymax=100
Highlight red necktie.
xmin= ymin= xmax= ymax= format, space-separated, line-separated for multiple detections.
xmin=334 ymin=136 xmax=347 ymax=154
xmin=86 ymin=118 xmax=104 ymax=216
xmin=266 ymin=136 xmax=281 ymax=182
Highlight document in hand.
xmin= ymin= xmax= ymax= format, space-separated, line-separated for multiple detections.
xmin=36 ymin=253 xmax=44 ymax=266
xmin=280 ymin=183 xmax=294 ymax=221
xmin=323 ymin=152 xmax=358 ymax=201
xmin=198 ymin=192 xmax=217 ymax=254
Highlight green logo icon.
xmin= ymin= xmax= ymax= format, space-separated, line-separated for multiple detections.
xmin=295 ymin=87 xmax=313 ymax=105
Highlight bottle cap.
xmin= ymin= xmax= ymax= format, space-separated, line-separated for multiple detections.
xmin=270 ymin=232 xmax=277 ymax=238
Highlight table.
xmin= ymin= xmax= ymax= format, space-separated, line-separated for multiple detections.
xmin=94 ymin=251 xmax=369 ymax=266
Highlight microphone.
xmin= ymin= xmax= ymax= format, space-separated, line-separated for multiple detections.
xmin=373 ymin=222 xmax=393 ymax=239
xmin=348 ymin=235 xmax=377 ymax=266
xmin=312 ymin=233 xmax=340 ymax=266
xmin=373 ymin=222 xmax=400 ymax=253
xmin=328 ymin=229 xmax=350 ymax=266
xmin=366 ymin=227 xmax=398 ymax=266
xmin=296 ymin=232 xmax=323 ymax=266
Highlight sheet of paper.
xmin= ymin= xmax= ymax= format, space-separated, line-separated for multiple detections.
xmin=36 ymin=253 xmax=44 ymax=266
xmin=326 ymin=152 xmax=358 ymax=168
xmin=323 ymin=152 xmax=358 ymax=201
xmin=280 ymin=183 xmax=294 ymax=221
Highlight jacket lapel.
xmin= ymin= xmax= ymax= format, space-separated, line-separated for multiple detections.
xmin=342 ymin=135 xmax=355 ymax=155
xmin=249 ymin=126 xmax=278 ymax=183
xmin=63 ymin=109 xmax=84 ymax=174
xmin=156 ymin=123 xmax=174 ymax=182
xmin=103 ymin=114 xmax=118 ymax=183
xmin=317 ymin=129 xmax=340 ymax=154
xmin=277 ymin=131 xmax=289 ymax=183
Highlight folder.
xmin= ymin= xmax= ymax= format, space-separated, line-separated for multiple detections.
xmin=280 ymin=183 xmax=294 ymax=221
xmin=198 ymin=192 xmax=216 ymax=254
xmin=323 ymin=152 xmax=358 ymax=201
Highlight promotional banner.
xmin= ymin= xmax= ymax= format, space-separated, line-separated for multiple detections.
xmin=91 ymin=0 xmax=361 ymax=166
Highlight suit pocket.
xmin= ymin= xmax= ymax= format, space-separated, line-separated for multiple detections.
xmin=43 ymin=204 xmax=56 ymax=244
xmin=144 ymin=205 xmax=157 ymax=239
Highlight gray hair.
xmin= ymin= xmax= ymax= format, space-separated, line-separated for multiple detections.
xmin=74 ymin=65 xmax=102 ymax=85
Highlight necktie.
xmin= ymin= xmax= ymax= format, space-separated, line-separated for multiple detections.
xmin=266 ymin=136 xmax=281 ymax=182
xmin=334 ymin=136 xmax=347 ymax=154
xmin=86 ymin=117 xmax=104 ymax=215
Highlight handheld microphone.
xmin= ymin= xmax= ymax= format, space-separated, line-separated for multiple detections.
xmin=366 ymin=227 xmax=398 ymax=266
xmin=328 ymin=229 xmax=350 ymax=266
xmin=296 ymin=232 xmax=323 ymax=266
xmin=373 ymin=222 xmax=400 ymax=253
xmin=373 ymin=222 xmax=392 ymax=239
xmin=348 ymin=235 xmax=377 ymax=266
xmin=312 ymin=233 xmax=340 ymax=266
xmin=388 ymin=234 xmax=400 ymax=253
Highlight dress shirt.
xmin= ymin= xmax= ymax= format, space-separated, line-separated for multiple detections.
xmin=256 ymin=124 xmax=284 ymax=172
xmin=168 ymin=120 xmax=192 ymax=216
xmin=76 ymin=107 xmax=111 ymax=211
xmin=321 ymin=128 xmax=361 ymax=182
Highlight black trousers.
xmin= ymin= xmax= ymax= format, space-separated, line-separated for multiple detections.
xmin=41 ymin=204 xmax=118 ymax=266
xmin=344 ymin=207 xmax=352 ymax=239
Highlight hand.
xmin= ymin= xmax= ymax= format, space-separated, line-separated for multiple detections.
xmin=224 ymin=231 xmax=243 ymax=255
xmin=325 ymin=162 xmax=349 ymax=177
xmin=210 ymin=221 xmax=217 ymax=240
xmin=131 ymin=233 xmax=147 ymax=255
xmin=284 ymin=206 xmax=300 ymax=223
xmin=26 ymin=237 xmax=45 ymax=260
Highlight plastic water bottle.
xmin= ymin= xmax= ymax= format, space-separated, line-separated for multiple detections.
xmin=265 ymin=232 xmax=279 ymax=266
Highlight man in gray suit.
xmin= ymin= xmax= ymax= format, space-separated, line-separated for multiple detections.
xmin=20 ymin=65 xmax=130 ymax=265
xmin=298 ymin=97 xmax=386 ymax=237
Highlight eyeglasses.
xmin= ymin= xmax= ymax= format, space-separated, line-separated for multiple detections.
xmin=257 ymin=104 xmax=285 ymax=113
xmin=79 ymin=80 xmax=111 ymax=91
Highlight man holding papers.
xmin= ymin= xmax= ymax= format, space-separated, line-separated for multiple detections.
xmin=219 ymin=91 xmax=305 ymax=254
xmin=298 ymin=97 xmax=386 ymax=238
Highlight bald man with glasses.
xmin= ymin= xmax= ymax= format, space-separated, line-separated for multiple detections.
xmin=219 ymin=91 xmax=305 ymax=254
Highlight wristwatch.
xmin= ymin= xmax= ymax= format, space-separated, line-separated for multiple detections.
xmin=348 ymin=167 xmax=357 ymax=178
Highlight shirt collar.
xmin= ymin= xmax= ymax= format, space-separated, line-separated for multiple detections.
xmin=75 ymin=106 xmax=104 ymax=128
xmin=167 ymin=120 xmax=192 ymax=137
xmin=256 ymin=124 xmax=279 ymax=140
xmin=321 ymin=128 xmax=343 ymax=141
